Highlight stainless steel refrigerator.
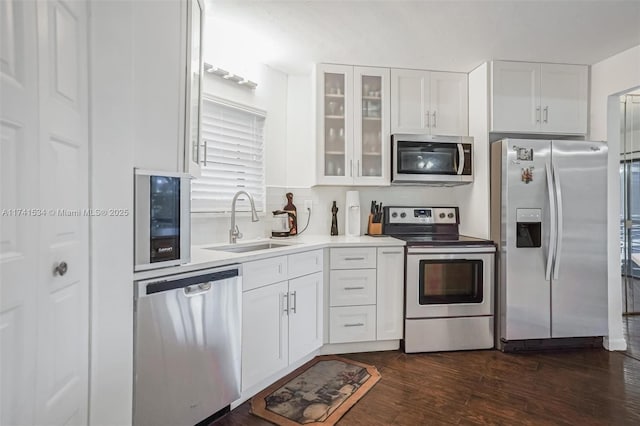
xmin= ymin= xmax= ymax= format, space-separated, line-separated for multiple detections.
xmin=490 ymin=138 xmax=608 ymax=351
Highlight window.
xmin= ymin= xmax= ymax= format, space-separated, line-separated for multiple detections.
xmin=191 ymin=96 xmax=266 ymax=212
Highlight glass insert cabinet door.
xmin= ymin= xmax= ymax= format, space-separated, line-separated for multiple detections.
xmin=323 ymin=71 xmax=349 ymax=178
xmin=354 ymin=66 xmax=390 ymax=185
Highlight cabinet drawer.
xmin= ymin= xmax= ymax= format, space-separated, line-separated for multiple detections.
xmin=243 ymin=256 xmax=288 ymax=292
xmin=288 ymin=249 xmax=323 ymax=279
xmin=329 ymin=306 xmax=376 ymax=343
xmin=330 ymin=247 xmax=376 ymax=270
xmin=329 ymin=269 xmax=376 ymax=307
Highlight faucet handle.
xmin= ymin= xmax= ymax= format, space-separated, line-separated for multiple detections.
xmin=235 ymin=225 xmax=243 ymax=240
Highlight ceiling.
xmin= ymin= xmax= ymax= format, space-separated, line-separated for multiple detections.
xmin=205 ymin=0 xmax=640 ymax=75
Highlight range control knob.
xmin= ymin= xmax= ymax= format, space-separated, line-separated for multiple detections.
xmin=391 ymin=212 xmax=398 ymax=218
xmin=400 ymin=212 xmax=407 ymax=218
xmin=439 ymin=213 xmax=446 ymax=219
xmin=448 ymin=213 xmax=454 ymax=218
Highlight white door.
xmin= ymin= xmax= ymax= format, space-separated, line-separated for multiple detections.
xmin=241 ymin=281 xmax=289 ymax=391
xmin=429 ymin=71 xmax=468 ymax=136
xmin=390 ymin=69 xmax=429 ymax=134
xmin=1 ymin=1 xmax=89 ymax=425
xmin=288 ymin=272 xmax=323 ymax=362
xmin=376 ymin=248 xmax=404 ymax=340
xmin=1 ymin=1 xmax=40 ymax=424
xmin=540 ymin=64 xmax=588 ymax=135
xmin=491 ymin=61 xmax=540 ymax=133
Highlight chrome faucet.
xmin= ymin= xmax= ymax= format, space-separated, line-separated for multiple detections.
xmin=229 ymin=190 xmax=259 ymax=243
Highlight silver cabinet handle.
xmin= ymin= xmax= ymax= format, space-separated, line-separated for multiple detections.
xmin=278 ymin=263 xmax=282 ymax=274
xmin=344 ymin=286 xmax=365 ymax=290
xmin=201 ymin=140 xmax=208 ymax=166
xmin=350 ymin=159 xmax=353 ymax=177
xmin=425 ymin=110 xmax=430 ymax=128
xmin=344 ymin=323 xmax=365 ymax=327
xmin=432 ymin=111 xmax=437 ymax=128
xmin=357 ymin=160 xmax=361 ymax=177
xmin=344 ymin=257 xmax=365 ymax=261
xmin=282 ymin=293 xmax=289 ymax=314
xmin=290 ymin=291 xmax=297 ymax=314
xmin=53 ymin=261 xmax=68 ymax=276
xmin=543 ymin=106 xmax=549 ymax=123
xmin=536 ymin=107 xmax=541 ymax=123
xmin=381 ymin=251 xmax=402 ymax=255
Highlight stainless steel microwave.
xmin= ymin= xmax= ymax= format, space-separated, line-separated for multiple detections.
xmin=134 ymin=169 xmax=191 ymax=271
xmin=391 ymin=134 xmax=473 ymax=185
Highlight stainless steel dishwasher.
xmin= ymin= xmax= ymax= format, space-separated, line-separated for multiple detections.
xmin=133 ymin=265 xmax=241 ymax=426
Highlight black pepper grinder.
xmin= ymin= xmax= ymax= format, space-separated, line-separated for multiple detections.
xmin=330 ymin=201 xmax=339 ymax=236
xmin=284 ymin=192 xmax=297 ymax=235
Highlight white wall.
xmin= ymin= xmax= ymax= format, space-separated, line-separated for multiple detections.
xmin=89 ymin=1 xmax=134 ymax=424
xmin=190 ymin=64 xmax=289 ymax=245
xmin=590 ymin=44 xmax=640 ymax=351
xmin=286 ymin=74 xmax=315 ymax=189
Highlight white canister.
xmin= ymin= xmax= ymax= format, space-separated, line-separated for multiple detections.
xmin=345 ymin=191 xmax=361 ymax=237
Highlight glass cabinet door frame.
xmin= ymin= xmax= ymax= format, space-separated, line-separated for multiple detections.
xmin=353 ymin=66 xmax=390 ymax=185
xmin=316 ymin=64 xmax=354 ymax=185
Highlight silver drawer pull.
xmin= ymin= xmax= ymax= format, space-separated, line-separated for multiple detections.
xmin=344 ymin=257 xmax=365 ymax=261
xmin=381 ymin=251 xmax=402 ymax=255
xmin=344 ymin=323 xmax=365 ymax=327
xmin=344 ymin=286 xmax=365 ymax=290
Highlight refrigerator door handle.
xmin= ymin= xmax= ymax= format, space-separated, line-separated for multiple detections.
xmin=545 ymin=162 xmax=556 ymax=281
xmin=456 ymin=144 xmax=464 ymax=175
xmin=553 ymin=163 xmax=564 ymax=279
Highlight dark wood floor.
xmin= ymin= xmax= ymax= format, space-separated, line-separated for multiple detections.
xmin=215 ymin=320 xmax=640 ymax=425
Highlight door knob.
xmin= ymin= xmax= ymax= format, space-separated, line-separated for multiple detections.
xmin=53 ymin=261 xmax=68 ymax=276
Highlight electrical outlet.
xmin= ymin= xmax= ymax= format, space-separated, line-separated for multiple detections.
xmin=304 ymin=200 xmax=313 ymax=211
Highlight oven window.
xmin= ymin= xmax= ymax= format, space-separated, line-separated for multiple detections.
xmin=418 ymin=259 xmax=483 ymax=304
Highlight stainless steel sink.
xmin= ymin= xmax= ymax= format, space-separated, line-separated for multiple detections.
xmin=204 ymin=242 xmax=296 ymax=253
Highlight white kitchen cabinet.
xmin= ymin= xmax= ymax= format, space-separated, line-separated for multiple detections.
xmin=376 ymin=248 xmax=404 ymax=340
xmin=288 ymin=272 xmax=323 ymax=361
xmin=184 ymin=0 xmax=205 ymax=177
xmin=316 ymin=64 xmax=390 ymax=185
xmin=241 ymin=250 xmax=323 ymax=391
xmin=390 ymin=69 xmax=468 ymax=136
xmin=241 ymin=281 xmax=289 ymax=392
xmin=327 ymin=245 xmax=405 ymax=345
xmin=490 ymin=61 xmax=588 ymax=134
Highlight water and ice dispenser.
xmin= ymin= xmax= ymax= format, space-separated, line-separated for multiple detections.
xmin=516 ymin=208 xmax=542 ymax=248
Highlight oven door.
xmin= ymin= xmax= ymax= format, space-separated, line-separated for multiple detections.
xmin=406 ymin=247 xmax=494 ymax=318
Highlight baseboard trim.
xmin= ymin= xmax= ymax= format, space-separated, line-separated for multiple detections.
xmin=320 ymin=340 xmax=400 ymax=355
xmin=603 ymin=336 xmax=628 ymax=351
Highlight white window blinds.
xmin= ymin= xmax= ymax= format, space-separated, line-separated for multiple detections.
xmin=191 ymin=97 xmax=266 ymax=212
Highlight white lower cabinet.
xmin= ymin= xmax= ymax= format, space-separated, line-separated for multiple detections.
xmin=241 ymin=281 xmax=289 ymax=390
xmin=329 ymin=306 xmax=377 ymax=343
xmin=327 ymin=246 xmax=404 ymax=344
xmin=241 ymin=250 xmax=323 ymax=392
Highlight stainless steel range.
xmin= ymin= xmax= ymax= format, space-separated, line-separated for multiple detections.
xmin=382 ymin=206 xmax=496 ymax=353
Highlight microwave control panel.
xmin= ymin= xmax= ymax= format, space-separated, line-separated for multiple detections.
xmin=386 ymin=207 xmax=457 ymax=225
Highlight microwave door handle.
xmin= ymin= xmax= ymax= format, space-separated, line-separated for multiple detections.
xmin=456 ymin=144 xmax=464 ymax=175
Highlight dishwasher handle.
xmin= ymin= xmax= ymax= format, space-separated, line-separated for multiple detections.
xmin=137 ymin=266 xmax=240 ymax=297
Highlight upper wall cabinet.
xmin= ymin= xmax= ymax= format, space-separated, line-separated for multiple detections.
xmin=490 ymin=61 xmax=588 ymax=135
xmin=184 ymin=0 xmax=204 ymax=177
xmin=316 ymin=64 xmax=390 ymax=186
xmin=390 ymin=69 xmax=468 ymax=136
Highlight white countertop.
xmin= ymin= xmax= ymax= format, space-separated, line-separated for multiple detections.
xmin=133 ymin=234 xmax=405 ymax=281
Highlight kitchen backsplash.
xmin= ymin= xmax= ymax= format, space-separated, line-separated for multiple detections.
xmin=191 ymin=185 xmax=462 ymax=245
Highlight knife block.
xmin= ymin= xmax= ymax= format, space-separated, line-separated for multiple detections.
xmin=367 ymin=214 xmax=382 ymax=235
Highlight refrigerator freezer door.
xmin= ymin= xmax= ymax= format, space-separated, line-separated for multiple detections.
xmin=550 ymin=140 xmax=608 ymax=337
xmin=502 ymin=139 xmax=553 ymax=340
